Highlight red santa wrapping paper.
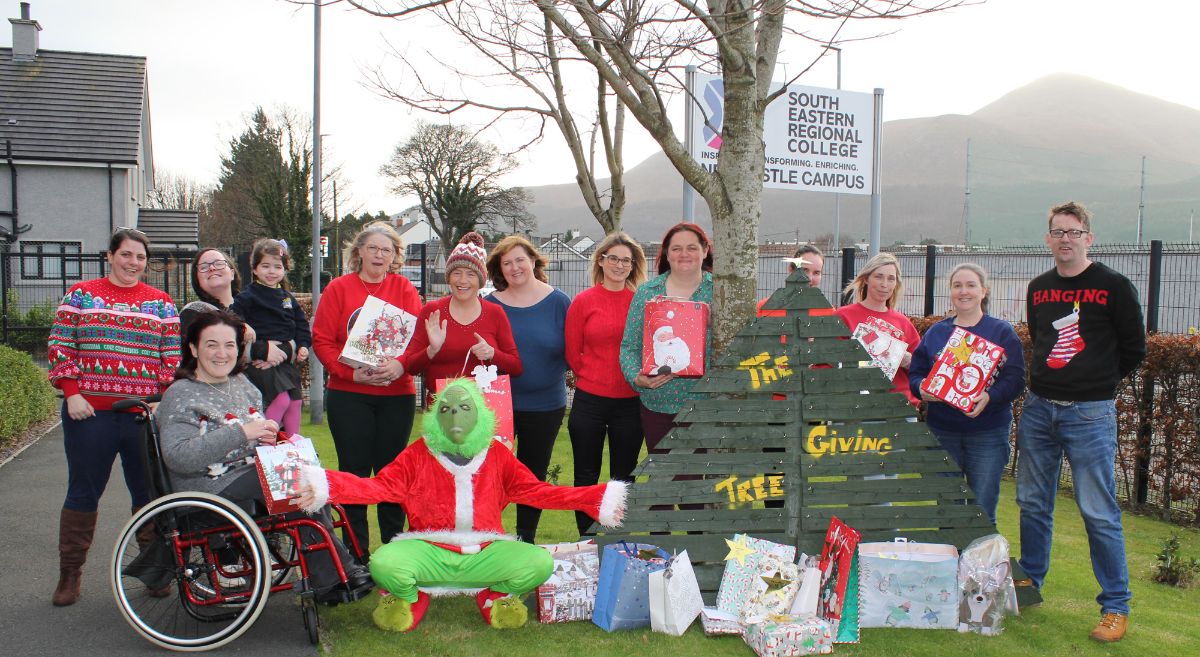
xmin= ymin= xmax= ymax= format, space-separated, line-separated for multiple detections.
xmin=437 ymin=364 xmax=514 ymax=451
xmin=338 ymin=294 xmax=418 ymax=369
xmin=850 ymin=318 xmax=908 ymax=381
xmin=642 ymin=296 xmax=709 ymax=377
xmin=255 ymin=436 xmax=322 ymax=514
xmin=919 ymin=326 xmax=1007 ymax=413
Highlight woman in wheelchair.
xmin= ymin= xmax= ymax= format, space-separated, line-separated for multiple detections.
xmin=156 ymin=310 xmax=372 ymax=604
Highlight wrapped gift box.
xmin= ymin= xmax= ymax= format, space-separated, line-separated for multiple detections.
xmin=716 ymin=534 xmax=797 ymax=615
xmin=642 ymin=296 xmax=709 ymax=377
xmin=850 ymin=321 xmax=907 ymax=381
xmin=255 ymin=436 xmax=321 ymax=515
xmin=536 ymin=540 xmax=600 ymax=624
xmin=920 ymin=327 xmax=1007 ymax=413
xmin=338 ymin=294 xmax=417 ymax=369
xmin=700 ymin=607 xmax=744 ymax=636
xmin=743 ymin=614 xmax=834 ymax=656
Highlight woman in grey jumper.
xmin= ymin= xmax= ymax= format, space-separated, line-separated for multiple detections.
xmin=157 ymin=310 xmax=371 ymax=603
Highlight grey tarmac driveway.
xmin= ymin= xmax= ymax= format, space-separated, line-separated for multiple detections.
xmin=0 ymin=423 xmax=322 ymax=656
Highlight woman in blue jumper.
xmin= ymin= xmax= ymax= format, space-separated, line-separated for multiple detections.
xmin=908 ymin=263 xmax=1026 ymax=524
xmin=484 ymin=235 xmax=571 ymax=544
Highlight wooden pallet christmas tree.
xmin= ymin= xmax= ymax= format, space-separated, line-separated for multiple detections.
xmin=594 ymin=269 xmax=997 ymax=600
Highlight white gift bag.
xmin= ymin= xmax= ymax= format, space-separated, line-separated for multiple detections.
xmin=789 ymin=566 xmax=822 ymax=616
xmin=649 ymin=550 xmax=704 ymax=636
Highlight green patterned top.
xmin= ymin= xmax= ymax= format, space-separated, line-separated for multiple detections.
xmin=619 ymin=271 xmax=714 ymax=414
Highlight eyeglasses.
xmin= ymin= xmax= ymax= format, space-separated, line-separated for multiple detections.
xmin=601 ymin=254 xmax=633 ymax=267
xmin=1049 ymin=228 xmax=1089 ymax=239
xmin=364 ymin=245 xmax=396 ymax=257
xmin=197 ymin=260 xmax=230 ymax=273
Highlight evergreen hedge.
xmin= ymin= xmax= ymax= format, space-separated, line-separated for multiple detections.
xmin=0 ymin=344 xmax=57 ymax=448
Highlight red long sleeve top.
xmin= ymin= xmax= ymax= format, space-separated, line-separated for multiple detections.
xmin=311 ymin=272 xmax=423 ymax=396
xmin=402 ymin=296 xmax=522 ymax=395
xmin=565 ymin=285 xmax=637 ymax=398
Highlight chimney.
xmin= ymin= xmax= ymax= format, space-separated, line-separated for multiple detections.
xmin=9 ymin=2 xmax=41 ymax=62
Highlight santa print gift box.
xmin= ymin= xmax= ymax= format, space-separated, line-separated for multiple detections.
xmin=338 ymin=294 xmax=418 ymax=369
xmin=919 ymin=326 xmax=1007 ymax=413
xmin=641 ymin=296 xmax=709 ymax=377
xmin=255 ymin=436 xmax=322 ymax=514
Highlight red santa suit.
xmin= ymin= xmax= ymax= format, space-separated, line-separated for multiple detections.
xmin=301 ymin=438 xmax=627 ymax=604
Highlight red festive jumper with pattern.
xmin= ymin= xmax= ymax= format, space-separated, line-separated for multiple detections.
xmin=47 ymin=278 xmax=181 ymax=410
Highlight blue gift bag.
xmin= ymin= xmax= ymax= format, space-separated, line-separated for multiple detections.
xmin=592 ymin=542 xmax=669 ymax=632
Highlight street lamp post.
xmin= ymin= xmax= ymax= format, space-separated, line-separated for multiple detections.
xmin=828 ymin=46 xmax=842 ymax=255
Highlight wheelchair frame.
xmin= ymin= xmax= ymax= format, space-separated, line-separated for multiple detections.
xmin=108 ymin=397 xmax=367 ymax=651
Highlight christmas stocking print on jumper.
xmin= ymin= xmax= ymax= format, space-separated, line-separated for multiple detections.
xmin=1047 ymin=302 xmax=1084 ymax=369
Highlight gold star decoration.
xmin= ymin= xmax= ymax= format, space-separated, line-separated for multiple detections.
xmin=761 ymin=570 xmax=793 ymax=596
xmin=724 ymin=535 xmax=756 ymax=566
xmin=948 ymin=338 xmax=975 ymax=364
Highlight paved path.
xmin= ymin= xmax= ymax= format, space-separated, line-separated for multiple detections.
xmin=0 ymin=423 xmax=321 ymax=655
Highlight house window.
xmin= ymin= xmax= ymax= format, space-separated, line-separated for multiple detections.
xmin=20 ymin=241 xmax=83 ymax=280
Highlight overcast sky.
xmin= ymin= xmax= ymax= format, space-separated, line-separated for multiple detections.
xmin=8 ymin=0 xmax=1197 ymax=216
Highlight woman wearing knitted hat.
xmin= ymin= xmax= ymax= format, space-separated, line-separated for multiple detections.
xmin=403 ymin=232 xmax=522 ymax=404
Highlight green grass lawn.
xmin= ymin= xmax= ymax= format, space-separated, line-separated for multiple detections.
xmin=301 ymin=411 xmax=1200 ymax=657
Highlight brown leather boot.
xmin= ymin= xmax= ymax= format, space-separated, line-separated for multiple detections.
xmin=52 ymin=508 xmax=97 ymax=607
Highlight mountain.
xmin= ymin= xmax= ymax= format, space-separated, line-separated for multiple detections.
xmin=523 ymin=74 xmax=1200 ymax=245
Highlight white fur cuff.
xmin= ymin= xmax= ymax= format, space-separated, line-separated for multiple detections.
xmin=298 ymin=464 xmax=329 ymax=514
xmin=598 ymin=480 xmax=629 ymax=528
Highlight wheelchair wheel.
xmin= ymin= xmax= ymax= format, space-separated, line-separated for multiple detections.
xmin=301 ymin=597 xmax=320 ymax=645
xmin=265 ymin=529 xmax=298 ymax=587
xmin=111 ymin=492 xmax=271 ymax=652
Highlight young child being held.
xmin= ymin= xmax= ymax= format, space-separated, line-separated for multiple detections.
xmin=231 ymin=238 xmax=311 ymax=435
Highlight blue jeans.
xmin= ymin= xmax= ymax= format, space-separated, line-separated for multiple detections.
xmin=62 ymin=406 xmax=150 ymax=513
xmin=1016 ymin=393 xmax=1130 ymax=615
xmin=932 ymin=424 xmax=1011 ymax=525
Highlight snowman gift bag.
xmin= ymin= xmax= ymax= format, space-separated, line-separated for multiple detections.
xmin=641 ymin=296 xmax=710 ymax=377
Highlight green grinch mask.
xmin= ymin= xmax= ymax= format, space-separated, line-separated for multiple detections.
xmin=422 ymin=378 xmax=496 ymax=458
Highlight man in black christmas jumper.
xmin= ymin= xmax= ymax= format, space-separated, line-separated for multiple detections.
xmin=1015 ymin=200 xmax=1145 ymax=643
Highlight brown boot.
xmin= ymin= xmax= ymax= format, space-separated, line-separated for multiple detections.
xmin=1089 ymin=612 xmax=1128 ymax=642
xmin=52 ymin=508 xmax=97 ymax=607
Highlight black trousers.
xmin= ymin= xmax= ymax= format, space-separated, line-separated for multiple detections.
xmin=325 ymin=389 xmax=415 ymax=553
xmin=567 ymin=390 xmax=643 ymax=536
xmin=513 ymin=407 xmax=566 ymax=543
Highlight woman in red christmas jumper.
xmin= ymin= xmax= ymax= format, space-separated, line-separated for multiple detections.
xmin=46 ymin=227 xmax=182 ymax=607
xmin=403 ymin=232 xmax=522 ymax=402
xmin=231 ymin=239 xmax=311 ymax=436
xmin=835 ymin=252 xmax=920 ymax=405
xmin=312 ymin=221 xmax=423 ymax=556
xmin=565 ymin=231 xmax=648 ymax=536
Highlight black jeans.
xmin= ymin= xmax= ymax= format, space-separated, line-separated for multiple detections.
xmin=326 ymin=389 xmax=415 ymax=553
xmin=513 ymin=407 xmax=566 ymax=543
xmin=568 ymin=390 xmax=643 ymax=536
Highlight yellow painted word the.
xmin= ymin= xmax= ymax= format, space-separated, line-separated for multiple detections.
xmin=806 ymin=425 xmax=892 ymax=459
xmin=738 ymin=351 xmax=793 ymax=389
xmin=714 ymin=474 xmax=785 ymax=504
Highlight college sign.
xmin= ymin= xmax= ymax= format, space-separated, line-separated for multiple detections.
xmin=687 ymin=71 xmax=875 ymax=195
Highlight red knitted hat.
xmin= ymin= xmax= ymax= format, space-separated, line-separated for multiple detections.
xmin=445 ymin=232 xmax=488 ymax=283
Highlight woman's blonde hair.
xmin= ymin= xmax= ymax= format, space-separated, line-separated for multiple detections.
xmin=345 ymin=221 xmax=405 ymax=275
xmin=590 ymin=232 xmax=647 ymax=289
xmin=843 ymin=252 xmax=904 ymax=310
xmin=949 ymin=262 xmax=991 ymax=314
xmin=486 ymin=235 xmax=549 ymax=291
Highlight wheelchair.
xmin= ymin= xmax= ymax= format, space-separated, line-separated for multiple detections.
xmin=108 ymin=397 xmax=369 ymax=651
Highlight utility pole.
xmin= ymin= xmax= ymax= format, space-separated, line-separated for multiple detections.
xmin=830 ymin=46 xmax=842 ymax=254
xmin=962 ymin=138 xmax=972 ymax=247
xmin=333 ymin=179 xmax=339 ymax=275
xmin=308 ymin=0 xmax=325 ymax=423
xmin=1136 ymin=155 xmax=1146 ymax=244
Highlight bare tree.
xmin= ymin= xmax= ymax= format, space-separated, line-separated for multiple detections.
xmin=348 ymin=1 xmax=962 ymax=350
xmin=380 ymin=122 xmax=534 ymax=246
xmin=364 ymin=0 xmax=639 ymax=234
xmin=146 ymin=170 xmax=213 ymax=212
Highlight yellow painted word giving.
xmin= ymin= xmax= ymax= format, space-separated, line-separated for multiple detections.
xmin=806 ymin=425 xmax=892 ymax=459
xmin=714 ymin=474 xmax=785 ymax=504
xmin=738 ymin=351 xmax=793 ymax=389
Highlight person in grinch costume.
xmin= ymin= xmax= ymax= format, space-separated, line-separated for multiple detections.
xmin=295 ymin=378 xmax=627 ymax=632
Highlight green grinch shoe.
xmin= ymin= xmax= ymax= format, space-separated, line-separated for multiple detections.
xmin=476 ymin=588 xmax=529 ymax=629
xmin=372 ymin=590 xmax=430 ymax=633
